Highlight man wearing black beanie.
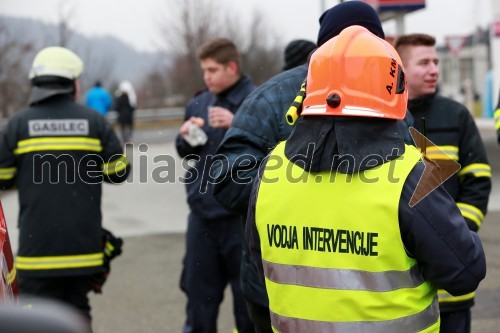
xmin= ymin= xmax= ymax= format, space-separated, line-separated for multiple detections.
xmin=213 ymin=2 xmax=386 ymax=332
xmin=317 ymin=0 xmax=385 ymax=46
xmin=283 ymin=39 xmax=317 ymax=71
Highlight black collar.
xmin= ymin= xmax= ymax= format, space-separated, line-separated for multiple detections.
xmin=216 ymin=75 xmax=251 ymax=107
xmin=285 ymin=116 xmax=404 ymax=174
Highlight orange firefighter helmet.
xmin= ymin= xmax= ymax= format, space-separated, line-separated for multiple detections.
xmin=301 ymin=25 xmax=407 ymax=120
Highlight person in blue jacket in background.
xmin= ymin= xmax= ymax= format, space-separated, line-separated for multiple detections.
xmin=85 ymin=81 xmax=112 ymax=116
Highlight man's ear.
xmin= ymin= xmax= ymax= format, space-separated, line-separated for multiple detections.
xmin=227 ymin=61 xmax=239 ymax=75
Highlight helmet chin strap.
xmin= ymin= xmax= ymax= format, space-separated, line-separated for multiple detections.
xmin=74 ymin=80 xmax=80 ymax=101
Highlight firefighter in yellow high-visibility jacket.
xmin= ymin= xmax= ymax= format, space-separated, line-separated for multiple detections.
xmin=245 ymin=26 xmax=486 ymax=333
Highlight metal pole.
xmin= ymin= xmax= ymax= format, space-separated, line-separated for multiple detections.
xmin=491 ymin=0 xmax=500 ymax=111
xmin=395 ymin=13 xmax=405 ymax=37
xmin=452 ymin=55 xmax=461 ymax=101
xmin=320 ymin=0 xmax=327 ymax=14
xmin=320 ymin=0 xmax=343 ymax=16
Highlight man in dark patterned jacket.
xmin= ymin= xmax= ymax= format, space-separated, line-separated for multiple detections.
xmin=212 ymin=2 xmax=393 ymax=332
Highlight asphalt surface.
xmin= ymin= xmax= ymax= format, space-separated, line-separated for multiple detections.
xmin=1 ymin=119 xmax=499 ymax=333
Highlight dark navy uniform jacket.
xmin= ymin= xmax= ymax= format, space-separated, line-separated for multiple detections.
xmin=0 ymin=92 xmax=129 ymax=277
xmin=175 ymin=75 xmax=255 ymax=220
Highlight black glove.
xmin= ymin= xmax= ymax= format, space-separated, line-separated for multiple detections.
xmin=90 ymin=266 xmax=109 ymax=294
xmin=102 ymin=228 xmax=123 ymax=262
xmin=91 ymin=228 xmax=123 ymax=293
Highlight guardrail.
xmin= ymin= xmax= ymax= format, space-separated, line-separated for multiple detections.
xmin=106 ymin=107 xmax=185 ymax=123
xmin=0 ymin=107 xmax=185 ymax=132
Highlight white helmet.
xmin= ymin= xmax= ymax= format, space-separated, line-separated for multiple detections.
xmin=29 ymin=46 xmax=84 ymax=80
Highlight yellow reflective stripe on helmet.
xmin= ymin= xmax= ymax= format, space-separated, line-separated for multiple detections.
xmin=14 ymin=137 xmax=102 ymax=155
xmin=0 ymin=167 xmax=17 ymax=180
xmin=16 ymin=252 xmax=103 ymax=270
xmin=458 ymin=163 xmax=491 ymax=178
xmin=425 ymin=146 xmax=458 ymax=161
xmin=101 ymin=155 xmax=129 ymax=175
xmin=456 ymin=202 xmax=484 ymax=228
xmin=7 ymin=266 xmax=16 ymax=284
xmin=438 ymin=289 xmax=475 ymax=303
xmin=494 ymin=109 xmax=500 ymax=130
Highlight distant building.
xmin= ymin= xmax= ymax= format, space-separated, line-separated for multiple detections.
xmin=436 ymin=28 xmax=490 ymax=107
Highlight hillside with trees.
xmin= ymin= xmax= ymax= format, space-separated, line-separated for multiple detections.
xmin=0 ymin=0 xmax=287 ymax=116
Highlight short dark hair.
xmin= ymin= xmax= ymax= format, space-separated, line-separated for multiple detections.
xmin=395 ymin=34 xmax=436 ymax=65
xmin=395 ymin=34 xmax=436 ymax=50
xmin=197 ymin=38 xmax=240 ymax=68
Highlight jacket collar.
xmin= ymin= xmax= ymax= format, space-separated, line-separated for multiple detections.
xmin=284 ymin=116 xmax=404 ymax=174
xmin=29 ymin=86 xmax=74 ymax=105
xmin=408 ymin=93 xmax=436 ymax=110
xmin=216 ymin=75 xmax=253 ymax=107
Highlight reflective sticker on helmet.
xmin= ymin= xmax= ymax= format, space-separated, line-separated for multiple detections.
xmin=386 ymin=59 xmax=398 ymax=95
xmin=396 ymin=64 xmax=406 ymax=94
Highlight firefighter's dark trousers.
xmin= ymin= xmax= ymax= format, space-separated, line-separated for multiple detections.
xmin=18 ymin=275 xmax=94 ymax=319
xmin=440 ymin=308 xmax=471 ymax=333
xmin=181 ymin=213 xmax=254 ymax=333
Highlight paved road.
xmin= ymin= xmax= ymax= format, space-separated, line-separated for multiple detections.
xmin=1 ymin=119 xmax=499 ymax=332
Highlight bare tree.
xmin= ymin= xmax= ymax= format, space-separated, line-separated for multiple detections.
xmin=225 ymin=9 xmax=283 ymax=85
xmin=0 ymin=20 xmax=35 ymax=117
xmin=57 ymin=0 xmax=77 ymax=47
xmin=147 ymin=0 xmax=284 ymax=106
xmin=76 ymin=44 xmax=116 ymax=101
xmin=154 ymin=0 xmax=224 ymax=100
xmin=53 ymin=1 xmax=117 ymax=103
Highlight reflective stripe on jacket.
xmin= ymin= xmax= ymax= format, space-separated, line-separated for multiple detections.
xmin=255 ymin=142 xmax=439 ymax=333
xmin=0 ymin=94 xmax=129 ymax=277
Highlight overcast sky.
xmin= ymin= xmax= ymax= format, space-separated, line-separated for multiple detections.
xmin=0 ymin=0 xmax=493 ymax=52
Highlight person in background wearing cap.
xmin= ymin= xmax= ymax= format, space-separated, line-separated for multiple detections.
xmin=396 ymin=33 xmax=491 ymax=333
xmin=282 ymin=39 xmax=316 ymax=71
xmin=0 ymin=46 xmax=130 ymax=324
xmin=246 ymin=25 xmax=486 ymax=333
xmin=211 ymin=2 xmax=395 ymax=332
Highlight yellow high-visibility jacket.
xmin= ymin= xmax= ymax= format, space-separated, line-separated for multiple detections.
xmin=256 ymin=142 xmax=439 ymax=333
